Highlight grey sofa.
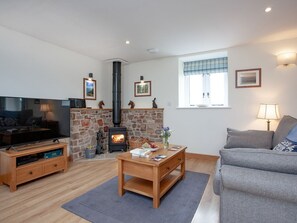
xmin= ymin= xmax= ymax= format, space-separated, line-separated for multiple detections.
xmin=213 ymin=115 xmax=297 ymax=223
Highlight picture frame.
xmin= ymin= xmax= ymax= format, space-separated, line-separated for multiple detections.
xmin=235 ymin=68 xmax=261 ymax=88
xmin=134 ymin=81 xmax=151 ymax=97
xmin=83 ymin=78 xmax=97 ymax=100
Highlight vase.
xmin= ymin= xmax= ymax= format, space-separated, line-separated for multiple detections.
xmin=163 ymin=137 xmax=169 ymax=149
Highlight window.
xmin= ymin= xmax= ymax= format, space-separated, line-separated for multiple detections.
xmin=179 ymin=55 xmax=228 ymax=107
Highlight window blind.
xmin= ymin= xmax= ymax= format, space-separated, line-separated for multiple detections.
xmin=183 ymin=57 xmax=228 ymax=76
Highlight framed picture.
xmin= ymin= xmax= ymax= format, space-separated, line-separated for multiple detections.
xmin=235 ymin=68 xmax=261 ymax=88
xmin=134 ymin=81 xmax=151 ymax=97
xmin=83 ymin=78 xmax=96 ymax=100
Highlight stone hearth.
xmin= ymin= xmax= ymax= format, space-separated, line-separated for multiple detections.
xmin=70 ymin=108 xmax=163 ymax=161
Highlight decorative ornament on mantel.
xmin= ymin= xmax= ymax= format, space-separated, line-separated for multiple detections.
xmin=128 ymin=100 xmax=135 ymax=109
xmin=98 ymin=100 xmax=105 ymax=109
xmin=152 ymin=98 xmax=158 ymax=108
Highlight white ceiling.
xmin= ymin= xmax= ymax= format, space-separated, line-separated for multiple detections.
xmin=0 ymin=0 xmax=297 ymax=63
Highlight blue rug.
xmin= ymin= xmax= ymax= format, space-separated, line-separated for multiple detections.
xmin=62 ymin=171 xmax=209 ymax=223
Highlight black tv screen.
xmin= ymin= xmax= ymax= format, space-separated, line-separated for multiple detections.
xmin=0 ymin=96 xmax=70 ymax=149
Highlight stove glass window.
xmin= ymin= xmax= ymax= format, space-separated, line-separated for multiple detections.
xmin=111 ymin=134 xmax=125 ymax=144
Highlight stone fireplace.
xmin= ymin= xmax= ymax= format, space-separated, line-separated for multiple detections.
xmin=70 ymin=108 xmax=163 ymax=161
xmin=69 ymin=61 xmax=164 ymax=160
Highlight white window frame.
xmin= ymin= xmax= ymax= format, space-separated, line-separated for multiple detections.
xmin=178 ymin=52 xmax=229 ymax=108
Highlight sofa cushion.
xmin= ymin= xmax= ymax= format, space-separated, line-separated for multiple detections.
xmin=273 ymin=115 xmax=297 ymax=147
xmin=224 ymin=128 xmax=274 ymax=149
xmin=220 ymin=148 xmax=297 ymax=174
xmin=273 ymin=139 xmax=297 ymax=152
xmin=273 ymin=125 xmax=297 ymax=152
xmin=4 ymin=117 xmax=17 ymax=126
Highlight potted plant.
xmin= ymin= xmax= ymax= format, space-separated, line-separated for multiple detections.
xmin=161 ymin=127 xmax=172 ymax=149
xmin=85 ymin=145 xmax=96 ymax=159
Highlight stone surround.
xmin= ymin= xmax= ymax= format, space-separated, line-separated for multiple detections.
xmin=70 ymin=108 xmax=164 ymax=161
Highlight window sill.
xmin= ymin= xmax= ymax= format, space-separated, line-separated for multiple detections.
xmin=177 ymin=106 xmax=231 ymax=109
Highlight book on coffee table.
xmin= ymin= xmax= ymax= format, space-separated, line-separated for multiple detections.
xmin=130 ymin=148 xmax=151 ymax=157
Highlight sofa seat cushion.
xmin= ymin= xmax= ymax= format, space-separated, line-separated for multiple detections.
xmin=224 ymin=128 xmax=274 ymax=149
xmin=273 ymin=115 xmax=297 ymax=147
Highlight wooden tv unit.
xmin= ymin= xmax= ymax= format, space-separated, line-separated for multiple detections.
xmin=0 ymin=142 xmax=68 ymax=192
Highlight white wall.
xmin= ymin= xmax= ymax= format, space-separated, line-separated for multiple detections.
xmin=1 ymin=24 xmax=296 ymax=156
xmin=0 ymin=26 xmax=104 ymax=108
xmin=121 ymin=38 xmax=297 ymax=155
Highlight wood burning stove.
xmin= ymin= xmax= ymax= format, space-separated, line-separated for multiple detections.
xmin=108 ymin=61 xmax=128 ymax=152
xmin=108 ymin=127 xmax=127 ymax=152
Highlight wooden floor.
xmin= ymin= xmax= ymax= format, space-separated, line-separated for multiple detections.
xmin=0 ymin=156 xmax=219 ymax=223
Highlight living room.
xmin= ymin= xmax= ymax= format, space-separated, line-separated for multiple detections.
xmin=0 ymin=1 xmax=297 ymax=223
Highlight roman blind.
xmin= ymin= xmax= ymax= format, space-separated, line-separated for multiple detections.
xmin=183 ymin=57 xmax=228 ymax=76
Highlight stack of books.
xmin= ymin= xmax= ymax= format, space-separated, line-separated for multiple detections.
xmin=130 ymin=148 xmax=151 ymax=157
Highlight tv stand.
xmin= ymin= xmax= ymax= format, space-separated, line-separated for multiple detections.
xmin=0 ymin=142 xmax=68 ymax=192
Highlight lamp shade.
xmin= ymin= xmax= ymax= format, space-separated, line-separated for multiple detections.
xmin=257 ymin=104 xmax=280 ymax=120
xmin=40 ymin=104 xmax=50 ymax=112
xmin=277 ymin=52 xmax=297 ymax=66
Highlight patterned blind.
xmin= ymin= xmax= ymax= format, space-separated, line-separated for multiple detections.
xmin=183 ymin=57 xmax=228 ymax=76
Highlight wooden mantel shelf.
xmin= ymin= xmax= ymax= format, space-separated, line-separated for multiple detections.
xmin=122 ymin=108 xmax=164 ymax=110
xmin=71 ymin=108 xmax=112 ymax=111
xmin=71 ymin=108 xmax=164 ymax=110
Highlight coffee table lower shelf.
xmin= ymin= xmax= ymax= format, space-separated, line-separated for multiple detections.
xmin=123 ymin=171 xmax=182 ymax=198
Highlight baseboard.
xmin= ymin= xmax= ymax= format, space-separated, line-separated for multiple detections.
xmin=185 ymin=152 xmax=219 ymax=161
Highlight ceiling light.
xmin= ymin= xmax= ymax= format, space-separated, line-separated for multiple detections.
xmin=125 ymin=40 xmax=130 ymax=45
xmin=265 ymin=7 xmax=272 ymax=12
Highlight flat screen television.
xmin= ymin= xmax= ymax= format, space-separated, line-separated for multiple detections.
xmin=0 ymin=96 xmax=70 ymax=149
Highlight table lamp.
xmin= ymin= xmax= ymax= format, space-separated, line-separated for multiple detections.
xmin=257 ymin=104 xmax=280 ymax=131
xmin=40 ymin=103 xmax=50 ymax=121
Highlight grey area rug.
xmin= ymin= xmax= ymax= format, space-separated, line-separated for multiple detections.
xmin=62 ymin=171 xmax=209 ymax=223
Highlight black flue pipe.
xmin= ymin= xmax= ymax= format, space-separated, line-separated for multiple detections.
xmin=112 ymin=61 xmax=121 ymax=127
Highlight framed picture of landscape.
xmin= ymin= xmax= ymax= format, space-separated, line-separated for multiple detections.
xmin=83 ymin=78 xmax=96 ymax=100
xmin=235 ymin=68 xmax=261 ymax=88
xmin=134 ymin=81 xmax=151 ymax=97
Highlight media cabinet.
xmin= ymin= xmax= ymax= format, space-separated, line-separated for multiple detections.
xmin=0 ymin=142 xmax=68 ymax=192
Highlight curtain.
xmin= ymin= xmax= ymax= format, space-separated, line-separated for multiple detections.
xmin=183 ymin=57 xmax=228 ymax=76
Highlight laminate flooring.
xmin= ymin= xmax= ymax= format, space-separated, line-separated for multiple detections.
xmin=0 ymin=156 xmax=219 ymax=223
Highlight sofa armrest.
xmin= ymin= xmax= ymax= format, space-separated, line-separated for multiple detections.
xmin=220 ymin=148 xmax=297 ymax=174
xmin=221 ymin=165 xmax=297 ymax=203
xmin=213 ymin=159 xmax=221 ymax=195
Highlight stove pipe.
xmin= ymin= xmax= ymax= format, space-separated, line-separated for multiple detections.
xmin=112 ymin=61 xmax=122 ymax=127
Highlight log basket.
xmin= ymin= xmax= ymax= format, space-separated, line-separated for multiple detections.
xmin=128 ymin=137 xmax=150 ymax=149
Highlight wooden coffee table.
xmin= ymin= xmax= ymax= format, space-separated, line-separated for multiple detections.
xmin=117 ymin=145 xmax=186 ymax=208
